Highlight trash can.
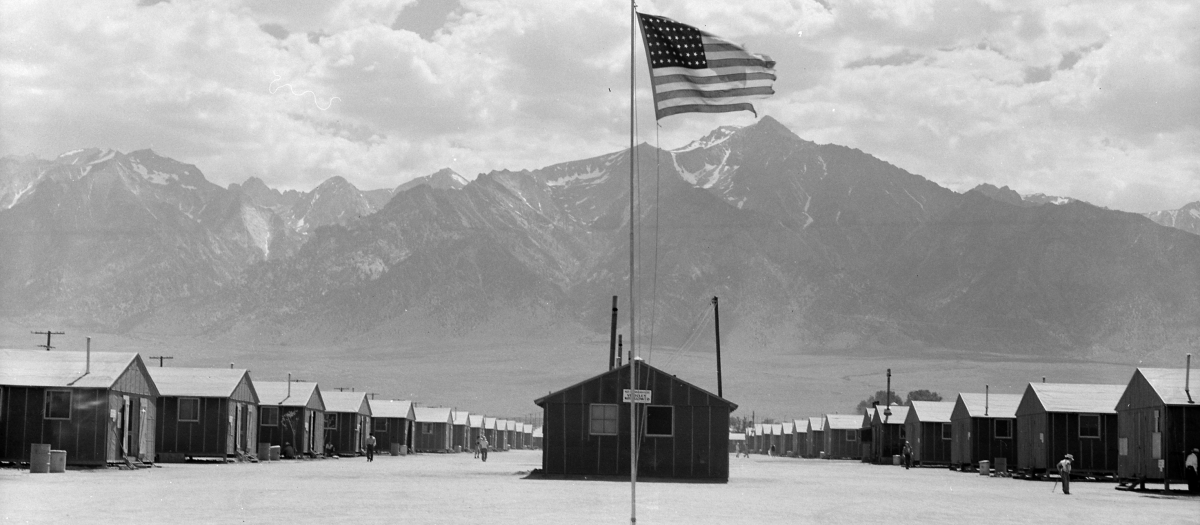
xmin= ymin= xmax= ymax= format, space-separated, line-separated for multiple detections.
xmin=979 ymin=460 xmax=991 ymax=476
xmin=399 ymin=445 xmax=408 ymax=456
xmin=893 ymin=454 xmax=901 ymax=466
xmin=29 ymin=444 xmax=51 ymax=473
xmin=390 ymin=443 xmax=401 ymax=456
xmin=819 ymin=451 xmax=827 ymax=459
xmin=258 ymin=443 xmax=271 ymax=461
xmin=455 ymin=445 xmax=462 ymax=453
xmin=269 ymin=445 xmax=281 ymax=461
xmin=49 ymin=450 xmax=67 ymax=473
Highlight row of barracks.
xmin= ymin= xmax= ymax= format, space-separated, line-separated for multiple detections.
xmin=0 ymin=348 xmax=540 ymax=467
xmin=731 ymin=367 xmax=1198 ymax=487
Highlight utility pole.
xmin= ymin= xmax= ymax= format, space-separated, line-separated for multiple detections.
xmin=32 ymin=330 xmax=65 ymax=351
xmin=149 ymin=355 xmax=174 ymax=367
xmin=367 ymin=393 xmax=379 ymax=400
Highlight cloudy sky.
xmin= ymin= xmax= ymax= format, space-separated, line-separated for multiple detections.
xmin=2 ymin=0 xmax=1197 ymax=213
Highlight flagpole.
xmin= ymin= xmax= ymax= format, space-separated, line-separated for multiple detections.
xmin=629 ymin=2 xmax=638 ymax=524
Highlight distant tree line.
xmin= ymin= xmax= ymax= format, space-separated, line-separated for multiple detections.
xmin=854 ymin=389 xmax=942 ymax=413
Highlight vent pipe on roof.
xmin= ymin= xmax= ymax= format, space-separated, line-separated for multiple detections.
xmin=1042 ymin=377 xmax=1045 ymax=383
xmin=288 ymin=372 xmax=292 ymax=398
xmin=1186 ymin=354 xmax=1194 ymax=404
xmin=230 ymin=362 xmax=234 ymax=369
xmin=617 ymin=335 xmax=623 ymax=367
xmin=609 ymin=296 xmax=619 ymax=371
xmin=985 ymin=385 xmax=989 ymax=416
xmin=86 ymin=337 xmax=91 ymax=375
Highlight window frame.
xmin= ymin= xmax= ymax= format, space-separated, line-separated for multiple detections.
xmin=1078 ymin=414 xmax=1101 ymax=439
xmin=846 ymin=429 xmax=858 ymax=442
xmin=44 ymin=389 xmax=72 ymax=420
xmin=260 ymin=406 xmax=279 ymax=426
xmin=589 ymin=403 xmax=619 ymax=436
xmin=941 ymin=423 xmax=952 ymax=440
xmin=324 ymin=412 xmax=338 ymax=430
xmin=374 ymin=418 xmax=387 ymax=432
xmin=422 ymin=423 xmax=434 ymax=435
xmin=177 ymin=397 xmax=200 ymax=422
xmin=994 ymin=419 xmax=1012 ymax=439
xmin=644 ymin=405 xmax=674 ymax=438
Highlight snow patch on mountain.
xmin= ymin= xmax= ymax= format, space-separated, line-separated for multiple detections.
xmin=672 ymin=125 xmax=740 ymax=153
xmin=546 ymin=168 xmax=608 ymax=187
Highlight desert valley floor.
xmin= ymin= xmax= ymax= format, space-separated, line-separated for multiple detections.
xmin=1 ymin=450 xmax=1194 ymax=524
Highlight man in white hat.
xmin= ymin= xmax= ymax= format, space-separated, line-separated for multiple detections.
xmin=1056 ymin=454 xmax=1073 ymax=495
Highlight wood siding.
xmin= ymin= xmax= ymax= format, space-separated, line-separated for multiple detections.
xmin=538 ymin=363 xmax=733 ymax=481
xmin=415 ymin=422 xmax=451 ymax=452
xmin=0 ymin=386 xmax=110 ymax=465
xmin=824 ymin=429 xmax=861 ymax=459
xmin=1017 ymin=412 xmax=1118 ymax=474
xmin=1116 ymin=373 xmax=1200 ymax=482
xmin=910 ymin=422 xmax=952 ymax=465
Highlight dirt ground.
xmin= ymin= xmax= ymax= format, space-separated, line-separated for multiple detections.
xmin=1 ymin=451 xmax=1194 ymax=524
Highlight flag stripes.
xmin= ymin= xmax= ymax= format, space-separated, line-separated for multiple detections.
xmin=637 ymin=12 xmax=776 ymax=120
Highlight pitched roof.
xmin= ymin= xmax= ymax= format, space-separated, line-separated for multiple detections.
xmin=414 ymin=406 xmax=453 ymax=423
xmin=256 ymin=381 xmax=322 ymax=408
xmin=523 ymin=424 xmax=533 ymax=433
xmin=323 ymin=391 xmax=370 ymax=415
xmin=0 ymin=349 xmax=153 ymax=392
xmin=782 ymin=422 xmax=795 ymax=433
xmin=771 ymin=423 xmax=783 ymax=435
xmin=793 ymin=419 xmax=808 ymax=433
xmin=907 ymin=401 xmax=955 ymax=423
xmin=956 ymin=393 xmax=1022 ymax=418
xmin=468 ymin=414 xmax=485 ymax=427
xmin=532 ymin=427 xmax=543 ymax=438
xmin=808 ymin=417 xmax=825 ymax=432
xmin=730 ymin=432 xmax=746 ymax=440
xmin=483 ymin=417 xmax=497 ymax=429
xmin=872 ymin=405 xmax=910 ymax=425
xmin=147 ymin=367 xmax=255 ymax=400
xmin=534 ymin=360 xmax=737 ymax=411
xmin=452 ymin=411 xmax=470 ymax=425
xmin=1022 ymin=383 xmax=1125 ymax=414
xmin=1133 ymin=368 xmax=1197 ymax=406
xmin=825 ymin=414 xmax=862 ymax=430
xmin=369 ymin=399 xmax=414 ymax=419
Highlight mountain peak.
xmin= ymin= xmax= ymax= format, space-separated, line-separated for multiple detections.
xmin=969 ymin=183 xmax=1029 ymax=207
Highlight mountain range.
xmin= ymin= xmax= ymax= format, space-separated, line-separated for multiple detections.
xmin=2 ymin=117 xmax=1197 ymax=363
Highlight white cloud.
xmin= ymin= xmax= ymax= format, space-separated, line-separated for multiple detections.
xmin=0 ymin=0 xmax=1196 ymax=211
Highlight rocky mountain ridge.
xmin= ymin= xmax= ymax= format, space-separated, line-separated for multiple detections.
xmin=2 ymin=118 xmax=1197 ymax=363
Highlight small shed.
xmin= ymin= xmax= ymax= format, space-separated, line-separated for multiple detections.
xmin=1115 ymin=368 xmax=1200 ymax=486
xmin=1016 ymin=382 xmax=1124 ymax=477
xmin=806 ymin=417 xmax=825 ymax=458
xmin=859 ymin=408 xmax=875 ymax=463
xmin=532 ymin=426 xmax=543 ymax=449
xmin=149 ymin=367 xmax=259 ymax=461
xmin=535 ymin=360 xmax=738 ymax=481
xmin=323 ymin=391 xmax=371 ymax=456
xmin=468 ymin=414 xmax=485 ymax=452
xmin=950 ymin=393 xmax=1020 ymax=470
xmin=0 ymin=349 xmax=159 ymax=466
xmin=483 ymin=417 xmax=498 ymax=449
xmin=792 ymin=420 xmax=807 ymax=458
xmin=750 ymin=424 xmax=763 ymax=453
xmin=368 ymin=399 xmax=414 ymax=455
xmin=256 ymin=381 xmax=325 ymax=457
xmin=413 ymin=407 xmax=453 ymax=453
xmin=728 ymin=432 xmax=745 ymax=453
xmin=523 ymin=423 xmax=534 ymax=449
xmin=506 ymin=420 xmax=519 ymax=450
xmin=493 ymin=419 xmax=510 ymax=451
xmin=452 ymin=411 xmax=470 ymax=452
xmin=870 ymin=405 xmax=910 ymax=464
xmin=781 ymin=421 xmax=795 ymax=456
xmin=905 ymin=401 xmax=955 ymax=466
xmin=823 ymin=414 xmax=863 ymax=460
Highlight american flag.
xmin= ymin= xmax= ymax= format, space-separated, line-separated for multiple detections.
xmin=637 ymin=13 xmax=776 ymax=120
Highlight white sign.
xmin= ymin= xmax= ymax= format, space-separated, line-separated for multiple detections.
xmin=623 ymin=389 xmax=652 ymax=404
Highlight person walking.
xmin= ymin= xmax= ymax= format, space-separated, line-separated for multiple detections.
xmin=1057 ymin=454 xmax=1073 ymax=495
xmin=366 ymin=434 xmax=376 ymax=462
xmin=478 ymin=434 xmax=489 ymax=462
xmin=1185 ymin=448 xmax=1198 ymax=494
xmin=902 ymin=441 xmax=914 ymax=470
